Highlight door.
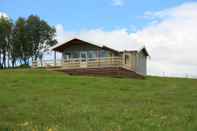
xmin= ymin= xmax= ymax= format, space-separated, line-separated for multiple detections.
xmin=80 ymin=51 xmax=88 ymax=68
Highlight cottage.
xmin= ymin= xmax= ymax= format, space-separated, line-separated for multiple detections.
xmin=33 ymin=38 xmax=149 ymax=78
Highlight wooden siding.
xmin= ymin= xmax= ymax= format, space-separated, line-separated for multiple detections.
xmin=135 ymin=51 xmax=147 ymax=75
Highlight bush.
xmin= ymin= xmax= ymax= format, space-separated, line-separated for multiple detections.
xmin=17 ymin=64 xmax=31 ymax=69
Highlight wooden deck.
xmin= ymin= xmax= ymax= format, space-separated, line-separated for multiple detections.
xmin=32 ymin=57 xmax=144 ymax=79
xmin=60 ymin=67 xmax=144 ymax=79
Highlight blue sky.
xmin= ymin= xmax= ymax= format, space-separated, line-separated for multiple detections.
xmin=0 ymin=0 xmax=190 ymax=31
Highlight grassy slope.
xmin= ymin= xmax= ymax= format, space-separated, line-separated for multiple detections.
xmin=0 ymin=69 xmax=197 ymax=131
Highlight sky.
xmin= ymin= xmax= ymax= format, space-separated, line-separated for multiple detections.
xmin=1 ymin=0 xmax=197 ymax=78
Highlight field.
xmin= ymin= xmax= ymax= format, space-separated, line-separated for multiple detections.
xmin=0 ymin=69 xmax=197 ymax=131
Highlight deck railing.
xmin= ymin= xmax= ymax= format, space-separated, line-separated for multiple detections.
xmin=32 ymin=57 xmax=123 ymax=69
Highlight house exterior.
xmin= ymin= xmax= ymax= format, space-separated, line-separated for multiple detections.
xmin=32 ymin=38 xmax=149 ymax=77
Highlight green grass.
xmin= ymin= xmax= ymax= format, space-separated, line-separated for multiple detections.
xmin=0 ymin=69 xmax=197 ymax=131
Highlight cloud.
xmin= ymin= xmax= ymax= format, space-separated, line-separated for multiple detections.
xmin=55 ymin=27 xmax=143 ymax=51
xmin=55 ymin=2 xmax=197 ymax=78
xmin=143 ymin=2 xmax=197 ymax=20
xmin=112 ymin=0 xmax=124 ymax=7
xmin=133 ymin=2 xmax=197 ymax=77
xmin=0 ymin=12 xmax=8 ymax=18
xmin=55 ymin=24 xmax=76 ymax=43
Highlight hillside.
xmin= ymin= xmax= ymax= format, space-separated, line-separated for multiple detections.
xmin=0 ymin=69 xmax=197 ymax=131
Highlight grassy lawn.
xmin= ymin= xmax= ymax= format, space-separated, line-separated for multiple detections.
xmin=0 ymin=69 xmax=197 ymax=131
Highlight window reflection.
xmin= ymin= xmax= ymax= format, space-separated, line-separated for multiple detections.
xmin=63 ymin=49 xmax=110 ymax=60
xmin=99 ymin=50 xmax=109 ymax=58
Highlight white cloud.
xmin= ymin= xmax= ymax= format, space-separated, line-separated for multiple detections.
xmin=55 ymin=2 xmax=197 ymax=78
xmin=55 ymin=24 xmax=76 ymax=43
xmin=55 ymin=27 xmax=143 ymax=51
xmin=133 ymin=2 xmax=197 ymax=77
xmin=112 ymin=0 xmax=124 ymax=7
xmin=0 ymin=12 xmax=8 ymax=18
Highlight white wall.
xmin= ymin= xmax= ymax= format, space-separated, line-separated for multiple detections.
xmin=135 ymin=52 xmax=147 ymax=76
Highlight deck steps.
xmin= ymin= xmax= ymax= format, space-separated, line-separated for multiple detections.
xmin=57 ymin=67 xmax=144 ymax=79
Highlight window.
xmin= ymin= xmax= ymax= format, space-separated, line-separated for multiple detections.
xmin=80 ymin=51 xmax=87 ymax=62
xmin=72 ymin=51 xmax=80 ymax=59
xmin=88 ymin=51 xmax=97 ymax=59
xmin=99 ymin=50 xmax=109 ymax=58
xmin=64 ymin=53 xmax=71 ymax=61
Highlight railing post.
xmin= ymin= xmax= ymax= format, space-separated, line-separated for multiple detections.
xmin=32 ymin=61 xmax=37 ymax=68
xmin=111 ymin=56 xmax=113 ymax=66
xmin=61 ymin=59 xmax=64 ymax=67
xmin=96 ymin=57 xmax=98 ymax=67
xmin=86 ymin=57 xmax=88 ymax=66
xmin=96 ymin=49 xmax=100 ymax=67
xmin=54 ymin=51 xmax=57 ymax=66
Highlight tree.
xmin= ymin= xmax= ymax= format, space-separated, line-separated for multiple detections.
xmin=26 ymin=15 xmax=57 ymax=62
xmin=0 ymin=16 xmax=12 ymax=68
xmin=0 ymin=15 xmax=57 ymax=69
xmin=12 ymin=17 xmax=31 ymax=65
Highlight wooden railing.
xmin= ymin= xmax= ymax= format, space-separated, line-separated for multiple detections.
xmin=32 ymin=57 xmax=123 ymax=69
xmin=32 ymin=59 xmax=63 ymax=68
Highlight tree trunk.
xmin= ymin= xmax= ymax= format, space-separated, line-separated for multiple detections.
xmin=11 ymin=59 xmax=15 ymax=68
xmin=2 ymin=50 xmax=6 ymax=69
xmin=7 ymin=52 xmax=10 ymax=68
xmin=0 ymin=50 xmax=1 ymax=68
xmin=0 ymin=51 xmax=2 ymax=69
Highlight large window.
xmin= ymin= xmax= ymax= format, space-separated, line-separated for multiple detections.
xmin=72 ymin=51 xmax=80 ymax=59
xmin=63 ymin=51 xmax=80 ymax=59
xmin=64 ymin=53 xmax=71 ymax=61
xmin=63 ymin=50 xmax=112 ymax=59
xmin=99 ymin=50 xmax=109 ymax=58
xmin=88 ymin=51 xmax=97 ymax=59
